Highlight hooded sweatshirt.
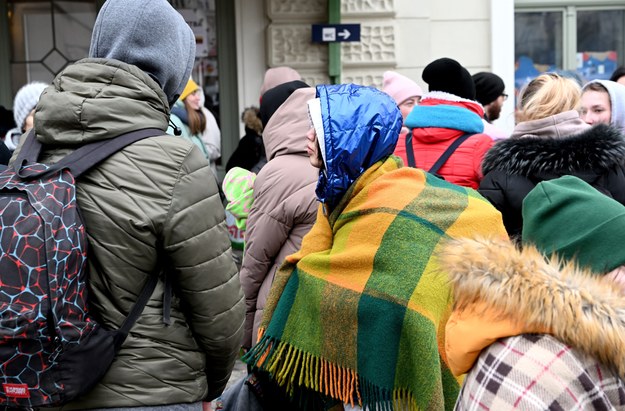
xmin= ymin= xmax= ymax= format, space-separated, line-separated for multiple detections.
xmin=239 ymin=86 xmax=318 ymax=348
xmin=18 ymin=0 xmax=245 ymax=408
xmin=510 ymin=109 xmax=590 ymax=139
xmin=582 ymin=79 xmax=625 ymax=132
xmin=89 ymin=0 xmax=195 ymax=107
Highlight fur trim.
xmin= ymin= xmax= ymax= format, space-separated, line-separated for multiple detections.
xmin=422 ymin=91 xmax=481 ymax=106
xmin=482 ymin=124 xmax=625 ymax=176
xmin=440 ymin=237 xmax=625 ymax=378
xmin=242 ymin=107 xmax=263 ymax=135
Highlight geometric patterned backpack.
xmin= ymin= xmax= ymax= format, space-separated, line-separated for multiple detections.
xmin=0 ymin=128 xmax=162 ymax=408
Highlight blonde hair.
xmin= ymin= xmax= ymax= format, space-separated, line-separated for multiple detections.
xmin=517 ymin=73 xmax=581 ymax=122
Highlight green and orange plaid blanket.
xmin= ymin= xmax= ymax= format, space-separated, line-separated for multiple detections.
xmin=244 ymin=156 xmax=507 ymax=410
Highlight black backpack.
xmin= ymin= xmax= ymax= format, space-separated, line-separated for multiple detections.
xmin=0 ymin=128 xmax=162 ymax=408
xmin=404 ymin=131 xmax=473 ymax=179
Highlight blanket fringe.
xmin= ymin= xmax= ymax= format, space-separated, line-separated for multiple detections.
xmin=244 ymin=334 xmax=418 ymax=410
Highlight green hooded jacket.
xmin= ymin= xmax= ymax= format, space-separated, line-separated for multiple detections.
xmin=22 ymin=58 xmax=245 ymax=409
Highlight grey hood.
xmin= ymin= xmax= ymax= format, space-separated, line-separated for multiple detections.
xmin=89 ymin=0 xmax=195 ymax=107
xmin=583 ymin=79 xmax=625 ymax=133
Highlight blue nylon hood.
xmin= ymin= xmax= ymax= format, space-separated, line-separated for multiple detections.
xmin=315 ymin=84 xmax=402 ymax=210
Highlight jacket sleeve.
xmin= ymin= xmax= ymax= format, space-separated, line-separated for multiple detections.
xmin=239 ymin=189 xmax=292 ymax=348
xmin=162 ymin=145 xmax=245 ymax=400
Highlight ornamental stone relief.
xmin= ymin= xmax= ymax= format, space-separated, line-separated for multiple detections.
xmin=266 ymin=0 xmax=326 ymax=21
xmin=299 ymin=72 xmax=331 ymax=86
xmin=267 ymin=23 xmax=395 ymax=69
xmin=341 ymin=0 xmax=395 ymax=17
xmin=267 ymin=24 xmax=328 ymax=68
xmin=342 ymin=24 xmax=396 ymax=66
xmin=265 ymin=0 xmax=397 ymax=72
xmin=341 ymin=72 xmax=385 ymax=87
xmin=266 ymin=0 xmax=394 ymax=20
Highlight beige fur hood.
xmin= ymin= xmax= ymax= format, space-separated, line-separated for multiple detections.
xmin=440 ymin=237 xmax=625 ymax=377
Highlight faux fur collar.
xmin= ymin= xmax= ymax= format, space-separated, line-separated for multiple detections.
xmin=440 ymin=237 xmax=625 ymax=377
xmin=482 ymin=123 xmax=625 ymax=176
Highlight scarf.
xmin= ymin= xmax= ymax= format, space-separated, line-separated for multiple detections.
xmin=244 ymin=156 xmax=507 ymax=410
xmin=404 ymin=93 xmax=485 ymax=134
xmin=404 ymin=105 xmax=484 ymax=134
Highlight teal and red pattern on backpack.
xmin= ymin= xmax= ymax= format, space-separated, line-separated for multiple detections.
xmin=0 ymin=127 xmax=166 ymax=408
xmin=0 ymin=161 xmax=104 ymax=407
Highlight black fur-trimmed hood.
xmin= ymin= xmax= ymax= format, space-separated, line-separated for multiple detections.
xmin=482 ymin=124 xmax=625 ymax=176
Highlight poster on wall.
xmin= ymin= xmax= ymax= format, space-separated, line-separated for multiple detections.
xmin=577 ymin=51 xmax=617 ymax=81
xmin=179 ymin=8 xmax=215 ymax=59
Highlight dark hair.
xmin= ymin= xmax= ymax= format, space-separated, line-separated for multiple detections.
xmin=583 ymin=82 xmax=608 ymax=94
xmin=610 ymin=66 xmax=625 ymax=82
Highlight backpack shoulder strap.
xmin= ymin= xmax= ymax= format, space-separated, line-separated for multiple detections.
xmin=113 ymin=273 xmax=160 ymax=350
xmin=428 ymin=133 xmax=473 ymax=176
xmin=13 ymin=129 xmax=40 ymax=173
xmin=15 ymin=128 xmax=164 ymax=178
xmin=405 ymin=129 xmax=416 ymax=168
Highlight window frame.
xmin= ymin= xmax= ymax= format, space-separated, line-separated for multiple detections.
xmin=515 ymin=1 xmax=625 ymax=72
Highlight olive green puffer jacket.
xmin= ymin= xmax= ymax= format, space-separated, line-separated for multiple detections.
xmin=21 ymin=58 xmax=245 ymax=409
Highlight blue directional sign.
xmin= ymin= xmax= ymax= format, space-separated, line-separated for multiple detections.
xmin=311 ymin=24 xmax=361 ymax=43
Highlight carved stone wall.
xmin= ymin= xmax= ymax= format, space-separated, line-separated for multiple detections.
xmin=342 ymin=23 xmax=395 ymax=67
xmin=267 ymin=0 xmax=326 ymax=20
xmin=265 ymin=0 xmax=397 ymax=87
xmin=266 ymin=24 xmax=327 ymax=68
xmin=342 ymin=0 xmax=395 ymax=17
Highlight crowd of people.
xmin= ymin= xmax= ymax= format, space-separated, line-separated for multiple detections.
xmin=3 ymin=0 xmax=625 ymax=410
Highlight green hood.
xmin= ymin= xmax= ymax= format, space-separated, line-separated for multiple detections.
xmin=34 ymin=58 xmax=170 ymax=145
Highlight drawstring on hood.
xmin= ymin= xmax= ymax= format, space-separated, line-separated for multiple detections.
xmin=89 ymin=0 xmax=195 ymax=108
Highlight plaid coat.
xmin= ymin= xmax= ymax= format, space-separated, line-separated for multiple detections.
xmin=457 ymin=334 xmax=625 ymax=410
xmin=440 ymin=238 xmax=625 ymax=411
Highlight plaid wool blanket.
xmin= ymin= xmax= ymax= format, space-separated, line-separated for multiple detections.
xmin=244 ymin=156 xmax=507 ymax=410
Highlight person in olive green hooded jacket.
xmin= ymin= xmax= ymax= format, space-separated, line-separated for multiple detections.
xmin=12 ymin=0 xmax=245 ymax=409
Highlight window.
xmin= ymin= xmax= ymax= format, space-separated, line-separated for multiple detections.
xmin=171 ymin=0 xmax=220 ymax=125
xmin=577 ymin=10 xmax=625 ymax=81
xmin=515 ymin=11 xmax=563 ymax=91
xmin=8 ymin=1 xmax=98 ymax=96
xmin=515 ymin=2 xmax=625 ymax=97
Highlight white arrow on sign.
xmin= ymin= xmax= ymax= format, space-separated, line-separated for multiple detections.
xmin=337 ymin=29 xmax=351 ymax=40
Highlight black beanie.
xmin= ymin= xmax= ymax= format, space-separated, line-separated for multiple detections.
xmin=422 ymin=58 xmax=476 ymax=100
xmin=259 ymin=80 xmax=309 ymax=128
xmin=472 ymin=72 xmax=505 ymax=105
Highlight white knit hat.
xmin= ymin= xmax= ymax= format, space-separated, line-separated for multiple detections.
xmin=13 ymin=82 xmax=48 ymax=131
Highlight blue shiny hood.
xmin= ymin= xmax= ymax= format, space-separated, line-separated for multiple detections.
xmin=316 ymin=84 xmax=402 ymax=210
